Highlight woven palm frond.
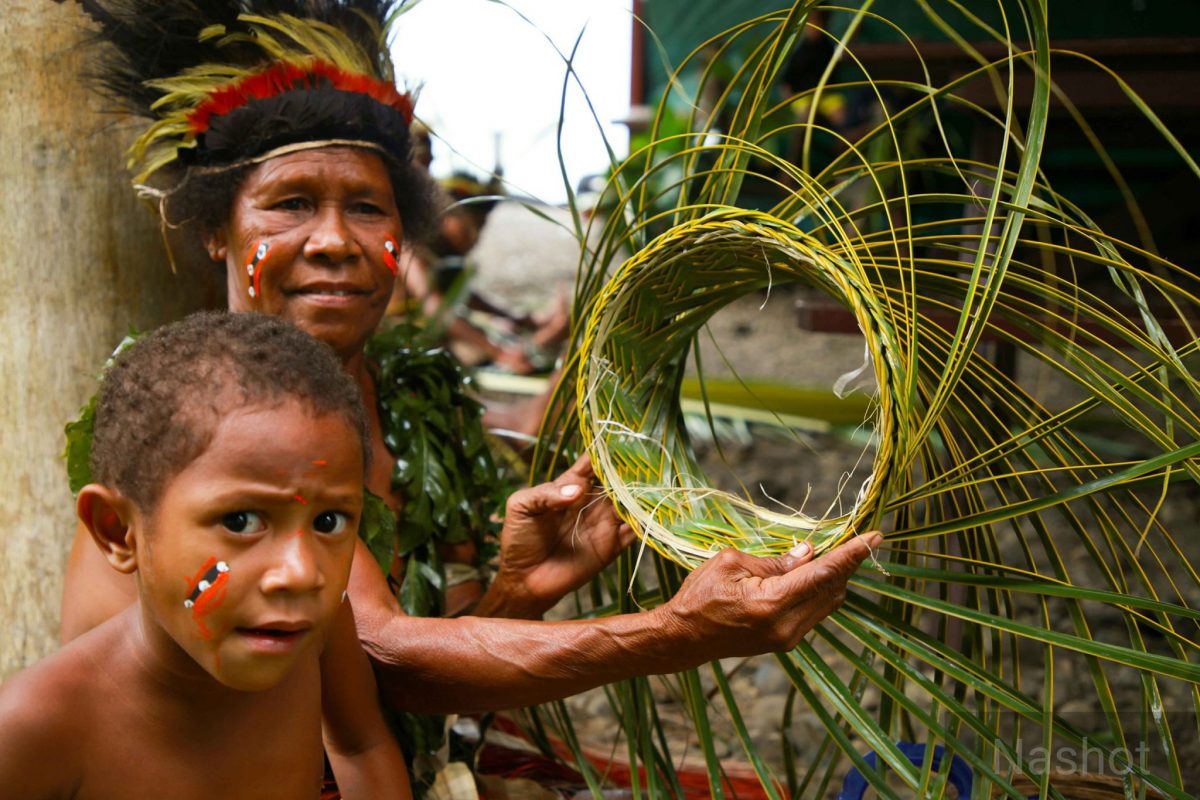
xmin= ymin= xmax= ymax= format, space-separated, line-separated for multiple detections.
xmin=535 ymin=0 xmax=1200 ymax=795
xmin=577 ymin=209 xmax=903 ymax=567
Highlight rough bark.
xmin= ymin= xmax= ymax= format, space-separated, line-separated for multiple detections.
xmin=0 ymin=1 xmax=220 ymax=677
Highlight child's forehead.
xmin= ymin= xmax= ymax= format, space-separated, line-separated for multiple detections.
xmin=219 ymin=398 xmax=357 ymax=443
xmin=147 ymin=403 xmax=364 ymax=518
xmin=185 ymin=398 xmax=363 ymax=475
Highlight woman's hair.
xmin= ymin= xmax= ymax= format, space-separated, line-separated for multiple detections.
xmin=91 ymin=311 xmax=370 ymax=510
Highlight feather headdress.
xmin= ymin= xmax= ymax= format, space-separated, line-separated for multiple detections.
xmin=61 ymin=0 xmax=416 ymax=185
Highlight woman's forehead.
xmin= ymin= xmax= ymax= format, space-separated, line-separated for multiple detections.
xmin=245 ymin=147 xmax=393 ymax=190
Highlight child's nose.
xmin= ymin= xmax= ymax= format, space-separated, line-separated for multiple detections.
xmin=260 ymin=532 xmax=326 ymax=595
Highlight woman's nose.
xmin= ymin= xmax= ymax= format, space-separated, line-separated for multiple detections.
xmin=304 ymin=207 xmax=357 ymax=264
xmin=260 ymin=531 xmax=326 ymax=595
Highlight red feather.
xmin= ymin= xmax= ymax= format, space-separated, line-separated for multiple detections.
xmin=189 ymin=60 xmax=413 ymax=133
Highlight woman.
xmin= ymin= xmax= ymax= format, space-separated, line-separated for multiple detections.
xmin=59 ymin=0 xmax=878 ymax=717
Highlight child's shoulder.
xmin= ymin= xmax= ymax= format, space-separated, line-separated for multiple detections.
xmin=0 ymin=655 xmax=90 ymax=796
xmin=0 ymin=620 xmax=122 ymax=795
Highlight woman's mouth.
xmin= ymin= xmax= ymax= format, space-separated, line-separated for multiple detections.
xmin=295 ymin=283 xmax=368 ymax=296
xmin=290 ymin=285 xmax=373 ymax=307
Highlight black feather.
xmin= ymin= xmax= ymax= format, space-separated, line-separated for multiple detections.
xmin=193 ymin=81 xmax=413 ymax=168
xmin=59 ymin=0 xmax=411 ymax=118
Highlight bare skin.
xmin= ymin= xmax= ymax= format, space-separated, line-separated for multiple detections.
xmin=59 ymin=146 xmax=882 ymax=715
xmin=356 ymin=534 xmax=882 ymax=714
xmin=9 ymin=402 xmax=409 ymax=798
xmin=1 ymin=608 xmax=329 ymax=799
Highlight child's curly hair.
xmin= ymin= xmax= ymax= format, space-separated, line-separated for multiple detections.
xmin=91 ymin=311 xmax=370 ymax=510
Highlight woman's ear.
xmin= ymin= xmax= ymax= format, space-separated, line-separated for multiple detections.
xmin=202 ymin=228 xmax=228 ymax=263
xmin=77 ymin=485 xmax=139 ymax=574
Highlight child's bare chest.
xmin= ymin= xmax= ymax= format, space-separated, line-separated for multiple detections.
xmin=74 ymin=664 xmax=326 ymax=799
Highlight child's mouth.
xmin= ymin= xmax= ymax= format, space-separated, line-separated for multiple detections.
xmin=236 ymin=623 xmax=311 ymax=651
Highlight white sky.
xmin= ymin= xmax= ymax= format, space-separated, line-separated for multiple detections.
xmin=392 ymin=0 xmax=633 ymax=205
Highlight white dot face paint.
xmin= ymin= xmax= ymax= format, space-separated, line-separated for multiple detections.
xmin=383 ymin=235 xmax=400 ymax=276
xmin=183 ymin=559 xmax=231 ymax=617
xmin=243 ymin=241 xmax=271 ymax=300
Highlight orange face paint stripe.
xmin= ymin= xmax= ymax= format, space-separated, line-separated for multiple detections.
xmin=184 ymin=557 xmax=231 ymax=641
xmin=185 ymin=556 xmax=219 ymax=595
xmin=245 ymin=241 xmax=270 ymax=299
xmin=383 ymin=235 xmax=400 ymax=276
xmin=191 ymin=572 xmax=229 ymax=641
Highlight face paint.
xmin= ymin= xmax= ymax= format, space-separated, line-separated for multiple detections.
xmin=293 ymin=494 xmax=307 ymax=505
xmin=244 ymin=241 xmax=270 ymax=299
xmin=312 ymin=460 xmax=327 ymax=467
xmin=184 ymin=556 xmax=230 ymax=641
xmin=383 ymin=235 xmax=400 ymax=276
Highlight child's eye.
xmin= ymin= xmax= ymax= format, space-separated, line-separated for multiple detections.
xmin=313 ymin=511 xmax=349 ymax=535
xmin=222 ymin=511 xmax=266 ymax=535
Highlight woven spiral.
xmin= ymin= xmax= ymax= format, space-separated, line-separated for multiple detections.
xmin=577 ymin=209 xmax=901 ymax=568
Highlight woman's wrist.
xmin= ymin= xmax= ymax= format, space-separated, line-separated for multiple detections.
xmin=472 ymin=568 xmax=552 ymax=620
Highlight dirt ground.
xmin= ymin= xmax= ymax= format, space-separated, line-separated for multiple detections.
xmin=470 ymin=200 xmax=1200 ymax=797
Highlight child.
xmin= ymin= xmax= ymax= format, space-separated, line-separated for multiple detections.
xmin=0 ymin=312 xmax=410 ymax=799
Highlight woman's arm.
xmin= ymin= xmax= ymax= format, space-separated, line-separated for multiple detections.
xmin=348 ymin=533 xmax=881 ymax=715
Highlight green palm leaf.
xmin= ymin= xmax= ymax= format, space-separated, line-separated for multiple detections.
xmin=523 ymin=1 xmax=1199 ymax=795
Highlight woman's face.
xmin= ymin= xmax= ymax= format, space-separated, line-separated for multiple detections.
xmin=209 ymin=147 xmax=403 ymax=362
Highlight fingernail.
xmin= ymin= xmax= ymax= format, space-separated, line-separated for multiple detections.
xmin=789 ymin=542 xmax=811 ymax=559
xmin=561 ymin=484 xmax=581 ymax=498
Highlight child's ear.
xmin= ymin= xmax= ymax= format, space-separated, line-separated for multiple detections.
xmin=76 ymin=485 xmax=139 ymax=574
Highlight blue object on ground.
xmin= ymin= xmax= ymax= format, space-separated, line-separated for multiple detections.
xmin=838 ymin=741 xmax=973 ymax=800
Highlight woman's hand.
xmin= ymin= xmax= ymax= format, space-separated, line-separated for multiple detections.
xmin=475 ymin=455 xmax=635 ymax=619
xmin=652 ymin=533 xmax=884 ymax=657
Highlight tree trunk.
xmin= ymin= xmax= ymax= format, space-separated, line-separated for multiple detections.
xmin=0 ymin=1 xmax=220 ymax=677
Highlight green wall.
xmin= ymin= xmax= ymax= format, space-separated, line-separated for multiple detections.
xmin=640 ymin=0 xmax=1200 ymax=102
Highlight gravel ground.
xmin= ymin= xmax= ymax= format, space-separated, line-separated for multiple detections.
xmin=470 ymin=199 xmax=1200 ymax=796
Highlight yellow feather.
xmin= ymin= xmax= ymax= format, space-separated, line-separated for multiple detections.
xmin=125 ymin=11 xmax=403 ymax=185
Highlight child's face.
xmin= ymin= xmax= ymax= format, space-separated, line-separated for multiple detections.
xmin=132 ymin=398 xmax=363 ymax=691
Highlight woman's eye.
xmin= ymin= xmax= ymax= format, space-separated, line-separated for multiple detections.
xmin=274 ymin=197 xmax=309 ymax=211
xmin=351 ymin=202 xmax=385 ymax=215
xmin=313 ymin=511 xmax=350 ymax=535
xmin=222 ymin=511 xmax=266 ymax=535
